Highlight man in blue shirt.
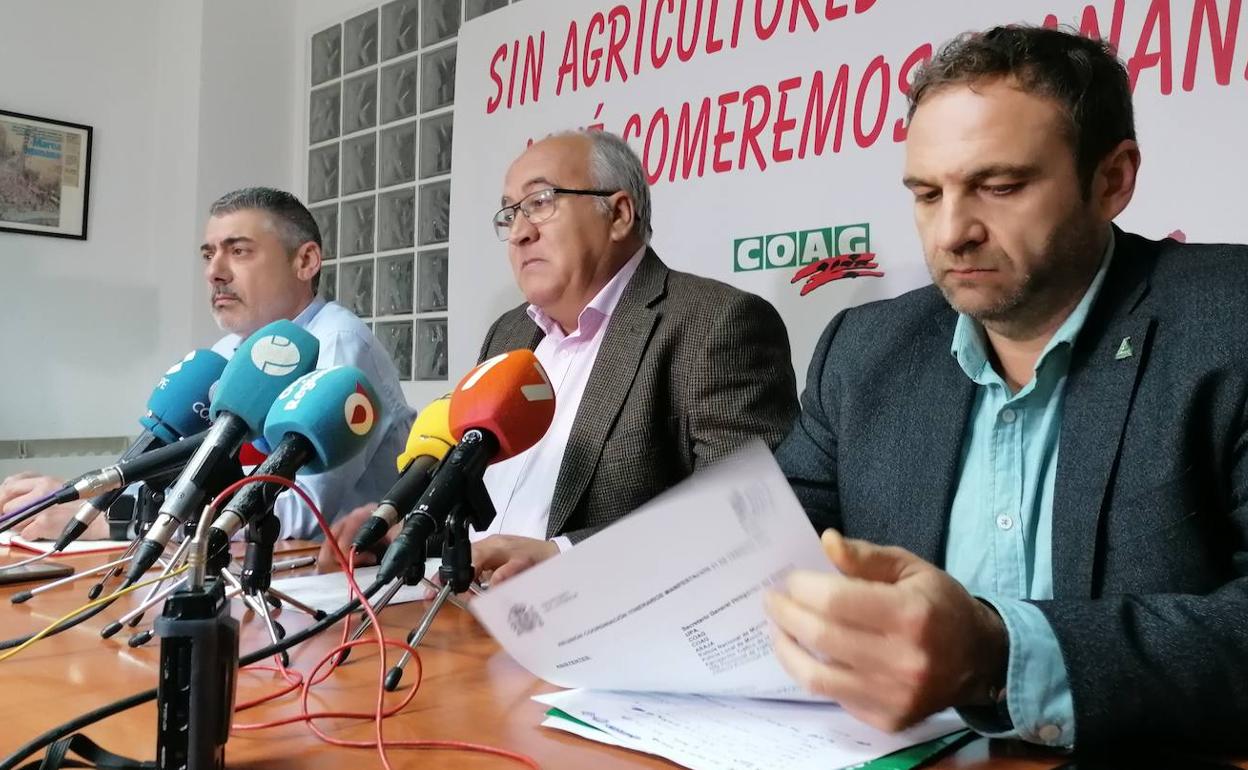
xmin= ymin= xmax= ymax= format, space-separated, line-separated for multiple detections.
xmin=4 ymin=188 xmax=413 ymax=541
xmin=201 ymin=187 xmax=413 ymax=539
xmin=766 ymin=26 xmax=1248 ymax=750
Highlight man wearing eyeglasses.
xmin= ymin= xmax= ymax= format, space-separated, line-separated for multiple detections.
xmin=444 ymin=127 xmax=798 ymax=581
xmin=460 ymin=129 xmax=799 ymax=583
xmin=320 ymin=129 xmax=798 ymax=579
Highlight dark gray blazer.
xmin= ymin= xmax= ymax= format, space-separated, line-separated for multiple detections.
xmin=479 ymin=249 xmax=799 ymax=543
xmin=775 ymin=228 xmax=1248 ymax=749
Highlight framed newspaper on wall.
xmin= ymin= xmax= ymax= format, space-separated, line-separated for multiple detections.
xmin=0 ymin=109 xmax=93 ymax=240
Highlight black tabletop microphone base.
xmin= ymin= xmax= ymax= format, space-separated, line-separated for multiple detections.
xmin=154 ymin=578 xmax=238 ymax=770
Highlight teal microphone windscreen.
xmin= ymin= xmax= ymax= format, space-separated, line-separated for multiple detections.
xmin=210 ymin=320 xmax=320 ymax=437
xmin=262 ymin=365 xmax=381 ymax=474
xmin=140 ymin=349 xmax=227 ymax=443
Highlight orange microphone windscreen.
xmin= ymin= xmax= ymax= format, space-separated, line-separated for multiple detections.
xmin=448 ymin=350 xmax=555 ymax=461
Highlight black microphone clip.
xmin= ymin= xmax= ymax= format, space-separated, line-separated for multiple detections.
xmin=376 ymin=429 xmax=499 ymax=585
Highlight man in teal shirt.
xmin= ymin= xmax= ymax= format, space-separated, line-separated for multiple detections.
xmin=767 ymin=26 xmax=1248 ymax=750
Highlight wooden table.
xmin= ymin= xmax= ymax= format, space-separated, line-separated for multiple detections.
xmin=0 ymin=546 xmax=1192 ymax=769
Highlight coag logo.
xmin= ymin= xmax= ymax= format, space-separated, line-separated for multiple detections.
xmin=733 ymin=223 xmax=872 ymax=272
xmin=344 ymin=384 xmax=376 ymax=437
xmin=792 ymin=251 xmax=884 ymax=296
xmin=250 ymin=335 xmax=302 ymax=376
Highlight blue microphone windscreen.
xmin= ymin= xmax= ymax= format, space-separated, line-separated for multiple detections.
xmin=263 ymin=366 xmax=381 ymax=474
xmin=210 ymin=320 xmax=320 ymax=437
xmin=139 ymin=349 xmax=227 ymax=443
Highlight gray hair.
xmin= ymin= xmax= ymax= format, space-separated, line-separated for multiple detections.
xmin=554 ymin=130 xmax=653 ymax=242
xmin=208 ymin=187 xmax=323 ymax=291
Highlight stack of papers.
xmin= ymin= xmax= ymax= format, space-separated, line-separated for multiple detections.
xmin=538 ymin=689 xmax=966 ymax=770
xmin=469 ymin=442 xmax=969 ymax=770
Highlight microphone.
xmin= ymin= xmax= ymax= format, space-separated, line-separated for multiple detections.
xmin=206 ymin=366 xmax=381 ymax=549
xmin=140 ymin=349 xmax=228 ymax=443
xmin=351 ymin=393 xmax=454 ymax=552
xmin=55 ymin=431 xmax=208 ymax=504
xmin=126 ymin=321 xmax=320 ymax=582
xmin=40 ymin=349 xmax=225 ymax=507
xmin=377 ymin=350 xmax=555 ymax=583
xmin=11 ymin=349 xmax=225 ymax=546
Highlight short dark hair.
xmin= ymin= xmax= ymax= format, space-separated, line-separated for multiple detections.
xmin=208 ymin=187 xmax=323 ymax=292
xmin=907 ymin=25 xmax=1135 ymax=195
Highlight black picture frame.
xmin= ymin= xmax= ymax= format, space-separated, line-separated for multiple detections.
xmin=0 ymin=109 xmax=93 ymax=240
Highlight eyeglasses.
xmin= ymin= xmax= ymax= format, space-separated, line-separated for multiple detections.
xmin=492 ymin=187 xmax=617 ymax=241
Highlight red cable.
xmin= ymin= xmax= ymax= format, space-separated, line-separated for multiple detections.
xmin=233 ymin=664 xmax=302 ymax=712
xmin=232 ymin=638 xmax=420 ymax=731
xmin=290 ymin=637 xmax=538 ymax=769
xmin=206 ymin=474 xmax=540 ymax=769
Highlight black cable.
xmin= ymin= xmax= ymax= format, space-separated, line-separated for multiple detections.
xmin=0 ymin=579 xmax=385 ymax=770
xmin=0 ymin=689 xmax=155 ymax=770
xmin=0 ymin=603 xmax=109 ymax=651
xmin=239 ymin=581 xmax=374 ymax=665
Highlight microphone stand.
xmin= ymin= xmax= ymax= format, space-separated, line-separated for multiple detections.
xmin=219 ymin=514 xmax=323 ymax=665
xmin=338 ymin=554 xmax=466 ymax=663
xmin=119 ymin=534 xmax=192 ymax=631
xmin=382 ymin=475 xmax=496 ymax=691
xmin=121 ymin=520 xmax=236 ymax=643
xmin=103 ymin=536 xmax=192 ymax=640
xmin=124 ymin=513 xmax=323 ymax=650
xmin=84 ymin=480 xmax=165 ymax=600
xmin=122 ymin=455 xmax=242 ymax=626
xmin=123 ymin=555 xmax=314 ymax=649
xmin=237 ymin=513 xmax=326 ymax=621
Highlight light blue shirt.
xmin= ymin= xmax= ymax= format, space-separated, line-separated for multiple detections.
xmin=212 ymin=298 xmax=415 ymax=539
xmin=944 ymin=236 xmax=1114 ymax=748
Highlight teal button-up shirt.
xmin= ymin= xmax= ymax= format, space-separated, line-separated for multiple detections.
xmin=944 ymin=235 xmax=1114 ymax=748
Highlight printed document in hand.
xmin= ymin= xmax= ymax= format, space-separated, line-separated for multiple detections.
xmin=472 ymin=442 xmax=967 ymax=770
xmin=471 ymin=440 xmax=835 ymax=699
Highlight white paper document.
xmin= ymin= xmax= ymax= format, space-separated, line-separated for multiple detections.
xmin=471 ymin=441 xmax=836 ymax=699
xmin=536 ymin=689 xmax=965 ymax=770
xmin=269 ymin=559 xmax=441 ymax=613
xmin=0 ymin=532 xmax=129 ymax=555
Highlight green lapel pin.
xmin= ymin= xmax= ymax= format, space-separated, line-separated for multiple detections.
xmin=1115 ymin=336 xmax=1134 ymax=360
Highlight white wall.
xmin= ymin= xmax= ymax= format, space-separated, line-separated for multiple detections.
xmin=193 ymin=0 xmax=299 ymax=346
xmin=0 ymin=1 xmax=190 ymax=443
xmin=0 ymin=0 xmax=296 ymax=479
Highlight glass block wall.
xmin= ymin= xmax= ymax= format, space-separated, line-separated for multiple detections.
xmin=307 ymin=0 xmax=514 ymax=381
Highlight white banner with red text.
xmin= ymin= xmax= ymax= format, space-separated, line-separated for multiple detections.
xmin=447 ymin=0 xmax=1247 ymax=381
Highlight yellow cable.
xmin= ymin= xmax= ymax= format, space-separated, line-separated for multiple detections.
xmin=0 ymin=564 xmax=191 ymax=664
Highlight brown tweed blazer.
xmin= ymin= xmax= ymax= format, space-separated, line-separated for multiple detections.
xmin=478 ymin=249 xmax=799 ymax=543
